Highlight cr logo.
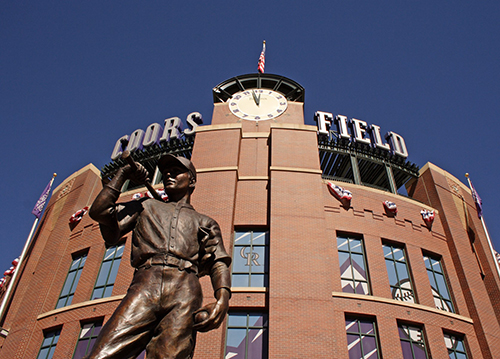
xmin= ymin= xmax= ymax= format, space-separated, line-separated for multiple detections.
xmin=240 ymin=247 xmax=260 ymax=266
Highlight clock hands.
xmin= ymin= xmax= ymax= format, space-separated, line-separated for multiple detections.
xmin=251 ymin=90 xmax=261 ymax=106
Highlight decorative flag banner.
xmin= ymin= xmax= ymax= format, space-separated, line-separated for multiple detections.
xmin=383 ymin=200 xmax=398 ymax=214
xmin=495 ymin=251 xmax=500 ymax=266
xmin=327 ymin=182 xmax=353 ymax=201
xmin=132 ymin=192 xmax=144 ymax=200
xmin=0 ymin=277 xmax=5 ymax=289
xmin=420 ymin=209 xmax=435 ymax=225
xmin=469 ymin=179 xmax=483 ymax=218
xmin=258 ymin=40 xmax=266 ymax=73
xmin=69 ymin=206 xmax=89 ymax=224
xmin=134 ymin=188 xmax=168 ymax=201
xmin=31 ymin=175 xmax=56 ymax=218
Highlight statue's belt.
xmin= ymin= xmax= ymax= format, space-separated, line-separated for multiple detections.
xmin=137 ymin=253 xmax=198 ymax=275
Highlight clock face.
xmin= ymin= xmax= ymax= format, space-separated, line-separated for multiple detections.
xmin=228 ymin=89 xmax=288 ymax=121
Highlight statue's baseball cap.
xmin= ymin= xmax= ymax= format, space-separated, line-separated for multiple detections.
xmin=158 ymin=154 xmax=197 ymax=180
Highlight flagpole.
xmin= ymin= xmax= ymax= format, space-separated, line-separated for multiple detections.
xmin=0 ymin=173 xmax=57 ymax=326
xmin=465 ymin=173 xmax=500 ymax=280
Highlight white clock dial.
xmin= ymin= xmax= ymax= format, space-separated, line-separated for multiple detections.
xmin=228 ymin=89 xmax=288 ymax=121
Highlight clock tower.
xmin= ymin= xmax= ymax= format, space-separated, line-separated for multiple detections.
xmin=191 ymin=73 xmax=334 ymax=358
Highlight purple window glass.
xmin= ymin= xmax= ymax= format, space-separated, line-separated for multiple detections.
xmin=225 ymin=312 xmax=268 ymax=359
xmin=345 ymin=317 xmax=380 ymax=359
xmin=73 ymin=321 xmax=103 ymax=359
xmin=398 ymin=324 xmax=428 ymax=359
xmin=338 ymin=235 xmax=370 ymax=295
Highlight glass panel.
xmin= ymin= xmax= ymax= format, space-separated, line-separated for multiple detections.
xmin=345 ymin=319 xmax=359 ymax=333
xmin=228 ymin=314 xmax=248 ymax=327
xmin=232 ymin=274 xmax=249 ymax=287
xmin=233 ymin=252 xmax=250 ymax=273
xmin=103 ymin=286 xmax=114 ymax=298
xmin=60 ymin=272 xmax=76 ymax=296
xmin=226 ymin=328 xmax=247 ymax=356
xmin=92 ymin=288 xmax=104 ymax=300
xmin=383 ymin=245 xmax=393 ymax=258
xmin=247 ymin=328 xmax=264 ymax=359
xmin=252 ymin=232 xmax=267 ymax=245
xmin=108 ymin=259 xmax=121 ymax=284
xmin=47 ymin=346 xmax=56 ymax=359
xmin=386 ymin=262 xmax=398 ymax=286
xmin=251 ymin=274 xmax=265 ymax=287
xmin=362 ymin=336 xmax=378 ymax=356
xmin=359 ymin=320 xmax=374 ymax=334
xmin=235 ymin=232 xmax=252 ymax=245
xmin=400 ymin=340 xmax=413 ymax=359
xmin=349 ymin=239 xmax=363 ymax=253
xmin=396 ymin=262 xmax=409 ymax=281
xmin=116 ymin=244 xmax=125 ymax=257
xmin=37 ymin=348 xmax=49 ymax=359
xmin=347 ymin=334 xmax=362 ymax=359
xmin=251 ymin=247 xmax=266 ymax=273
xmin=95 ymin=261 xmax=112 ymax=287
xmin=337 ymin=237 xmax=349 ymax=251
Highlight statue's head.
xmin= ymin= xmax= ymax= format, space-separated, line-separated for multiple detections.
xmin=158 ymin=155 xmax=197 ymax=196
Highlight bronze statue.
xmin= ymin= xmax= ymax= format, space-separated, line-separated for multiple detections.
xmin=87 ymin=154 xmax=231 ymax=359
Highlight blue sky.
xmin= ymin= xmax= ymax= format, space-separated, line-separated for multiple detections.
xmin=1 ymin=1 xmax=499 ymax=270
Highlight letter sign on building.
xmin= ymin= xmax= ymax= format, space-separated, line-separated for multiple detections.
xmin=314 ymin=111 xmax=408 ymax=158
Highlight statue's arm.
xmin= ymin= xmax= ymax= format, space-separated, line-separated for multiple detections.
xmin=193 ymin=260 xmax=231 ymax=332
xmin=194 ymin=222 xmax=232 ymax=332
xmin=89 ymin=165 xmax=148 ymax=245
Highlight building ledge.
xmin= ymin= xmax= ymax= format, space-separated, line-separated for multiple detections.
xmin=332 ymin=292 xmax=473 ymax=324
xmin=37 ymin=295 xmax=125 ymax=320
xmin=231 ymin=287 xmax=267 ymax=293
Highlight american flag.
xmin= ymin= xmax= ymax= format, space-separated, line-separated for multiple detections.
xmin=258 ymin=41 xmax=266 ymax=73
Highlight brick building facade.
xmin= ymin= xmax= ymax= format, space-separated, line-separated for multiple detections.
xmin=0 ymin=74 xmax=499 ymax=358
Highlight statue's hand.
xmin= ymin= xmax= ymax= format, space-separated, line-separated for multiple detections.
xmin=193 ymin=288 xmax=230 ymax=332
xmin=121 ymin=163 xmax=149 ymax=184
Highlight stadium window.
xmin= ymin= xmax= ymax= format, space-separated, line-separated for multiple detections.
xmin=444 ymin=333 xmax=469 ymax=358
xmin=383 ymin=242 xmax=415 ymax=303
xmin=91 ymin=243 xmax=125 ymax=300
xmin=345 ymin=316 xmax=381 ymax=359
xmin=337 ymin=233 xmax=370 ymax=294
xmin=56 ymin=252 xmax=87 ymax=309
xmin=423 ymin=254 xmax=455 ymax=313
xmin=231 ymin=230 xmax=269 ymax=287
xmin=72 ymin=320 xmax=103 ymax=359
xmin=225 ymin=312 xmax=268 ymax=359
xmin=36 ymin=328 xmax=61 ymax=359
xmin=398 ymin=323 xmax=429 ymax=359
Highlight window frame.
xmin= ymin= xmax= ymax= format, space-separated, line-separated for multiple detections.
xmin=36 ymin=327 xmax=61 ymax=359
xmin=90 ymin=243 xmax=125 ymax=300
xmin=337 ymin=233 xmax=371 ymax=295
xmin=72 ymin=319 xmax=103 ymax=359
xmin=444 ymin=332 xmax=469 ymax=358
xmin=383 ymin=241 xmax=416 ymax=303
xmin=55 ymin=251 xmax=88 ymax=309
xmin=398 ymin=322 xmax=429 ymax=359
xmin=345 ymin=315 xmax=381 ymax=359
xmin=231 ymin=229 xmax=269 ymax=288
xmin=422 ymin=253 xmax=455 ymax=313
xmin=225 ymin=311 xmax=269 ymax=359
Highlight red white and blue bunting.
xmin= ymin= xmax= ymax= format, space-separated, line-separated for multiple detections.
xmin=69 ymin=206 xmax=89 ymax=224
xmin=327 ymin=183 xmax=353 ymax=202
xmin=420 ymin=209 xmax=435 ymax=226
xmin=1 ymin=257 xmax=20 ymax=289
xmin=132 ymin=188 xmax=168 ymax=201
xmin=383 ymin=200 xmax=398 ymax=214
